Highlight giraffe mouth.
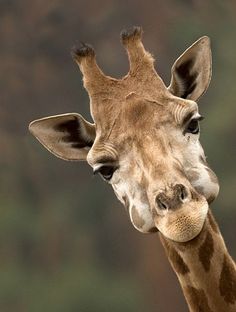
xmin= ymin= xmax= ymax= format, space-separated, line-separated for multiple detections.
xmin=153 ymin=200 xmax=209 ymax=242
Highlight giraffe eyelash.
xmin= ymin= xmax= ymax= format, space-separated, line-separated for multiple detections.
xmin=184 ymin=115 xmax=204 ymax=135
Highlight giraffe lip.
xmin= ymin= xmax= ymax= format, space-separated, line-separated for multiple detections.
xmin=153 ymin=201 xmax=209 ymax=242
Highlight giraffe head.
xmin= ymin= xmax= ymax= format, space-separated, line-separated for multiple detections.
xmin=29 ymin=27 xmax=219 ymax=242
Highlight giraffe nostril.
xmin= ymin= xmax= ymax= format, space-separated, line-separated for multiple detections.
xmin=156 ymin=194 xmax=169 ymax=210
xmin=176 ymin=184 xmax=188 ymax=202
xmin=155 ymin=184 xmax=189 ymax=211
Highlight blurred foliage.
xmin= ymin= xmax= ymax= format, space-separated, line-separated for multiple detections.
xmin=0 ymin=0 xmax=236 ymax=311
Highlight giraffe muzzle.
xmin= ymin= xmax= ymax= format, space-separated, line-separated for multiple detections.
xmin=153 ymin=184 xmax=209 ymax=242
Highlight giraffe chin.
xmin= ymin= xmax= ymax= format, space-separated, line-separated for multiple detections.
xmin=153 ymin=201 xmax=209 ymax=243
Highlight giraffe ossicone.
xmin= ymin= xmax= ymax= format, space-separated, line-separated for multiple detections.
xmin=29 ymin=26 xmax=219 ymax=242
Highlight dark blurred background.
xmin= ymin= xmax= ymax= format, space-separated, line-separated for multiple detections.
xmin=1 ymin=0 xmax=236 ymax=311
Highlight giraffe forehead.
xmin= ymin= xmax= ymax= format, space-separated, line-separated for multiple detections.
xmin=89 ymin=96 xmax=199 ymax=164
xmin=119 ymin=96 xmax=197 ymax=128
xmin=93 ymin=92 xmax=198 ymax=135
xmin=122 ymin=99 xmax=168 ymax=126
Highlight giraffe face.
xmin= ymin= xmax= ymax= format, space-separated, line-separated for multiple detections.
xmin=29 ymin=27 xmax=219 ymax=242
xmin=86 ymin=94 xmax=219 ymax=241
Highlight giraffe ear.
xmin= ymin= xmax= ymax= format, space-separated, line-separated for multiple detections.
xmin=29 ymin=113 xmax=96 ymax=161
xmin=168 ymin=36 xmax=212 ymax=101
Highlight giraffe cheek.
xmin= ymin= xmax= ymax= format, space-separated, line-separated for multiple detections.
xmin=129 ymin=205 xmax=156 ymax=233
xmin=196 ymin=174 xmax=219 ymax=204
xmin=187 ymin=168 xmax=220 ymax=204
xmin=195 ymin=183 xmax=219 ymax=204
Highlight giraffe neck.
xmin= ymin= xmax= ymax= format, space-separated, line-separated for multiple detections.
xmin=160 ymin=210 xmax=236 ymax=312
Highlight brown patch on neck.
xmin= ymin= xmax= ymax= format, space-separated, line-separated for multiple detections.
xmin=184 ymin=286 xmax=213 ymax=312
xmin=219 ymin=254 xmax=236 ymax=304
xmin=198 ymin=231 xmax=214 ymax=272
xmin=171 ymin=248 xmax=190 ymax=275
xmin=160 ymin=237 xmax=190 ymax=275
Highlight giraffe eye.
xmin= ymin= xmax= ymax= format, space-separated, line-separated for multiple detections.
xmin=94 ymin=165 xmax=117 ymax=181
xmin=186 ymin=118 xmax=200 ymax=134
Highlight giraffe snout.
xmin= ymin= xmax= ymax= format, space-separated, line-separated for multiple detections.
xmin=155 ymin=184 xmax=189 ymax=211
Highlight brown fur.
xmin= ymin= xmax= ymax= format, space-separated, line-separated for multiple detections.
xmin=219 ymin=254 xmax=236 ymax=304
xmin=184 ymin=286 xmax=213 ymax=312
xmin=198 ymin=231 xmax=214 ymax=272
xmin=162 ymin=239 xmax=190 ymax=275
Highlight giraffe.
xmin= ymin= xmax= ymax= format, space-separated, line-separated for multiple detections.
xmin=29 ymin=27 xmax=236 ymax=311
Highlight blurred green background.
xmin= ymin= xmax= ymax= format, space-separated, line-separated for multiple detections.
xmin=1 ymin=0 xmax=236 ymax=311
